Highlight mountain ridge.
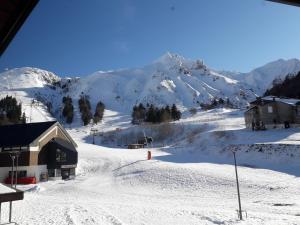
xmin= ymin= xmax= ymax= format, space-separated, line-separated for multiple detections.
xmin=1 ymin=53 xmax=300 ymax=123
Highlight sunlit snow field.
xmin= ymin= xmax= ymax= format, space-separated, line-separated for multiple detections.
xmin=1 ymin=109 xmax=300 ymax=225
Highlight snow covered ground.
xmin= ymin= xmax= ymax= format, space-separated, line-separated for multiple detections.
xmin=0 ymin=184 xmax=15 ymax=194
xmin=1 ymin=109 xmax=300 ymax=224
xmin=1 ymin=56 xmax=300 ymax=224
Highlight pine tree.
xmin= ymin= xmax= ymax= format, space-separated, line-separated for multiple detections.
xmin=160 ymin=105 xmax=172 ymax=122
xmin=171 ymin=104 xmax=181 ymax=121
xmin=131 ymin=105 xmax=139 ymax=124
xmin=131 ymin=103 xmax=146 ymax=124
xmin=93 ymin=101 xmax=105 ymax=124
xmin=219 ymin=98 xmax=224 ymax=105
xmin=62 ymin=96 xmax=74 ymax=124
xmin=0 ymin=96 xmax=22 ymax=124
xmin=78 ymin=95 xmax=92 ymax=126
xmin=146 ymin=104 xmax=156 ymax=123
xmin=138 ymin=103 xmax=146 ymax=120
xmin=21 ymin=112 xmax=26 ymax=124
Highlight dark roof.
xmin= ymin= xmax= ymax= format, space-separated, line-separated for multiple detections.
xmin=0 ymin=0 xmax=39 ymax=56
xmin=245 ymin=106 xmax=258 ymax=113
xmin=250 ymin=98 xmax=274 ymax=106
xmin=0 ymin=121 xmax=56 ymax=147
xmin=267 ymin=0 xmax=300 ymax=7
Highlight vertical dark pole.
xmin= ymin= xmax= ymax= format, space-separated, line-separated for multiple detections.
xmin=15 ymin=153 xmax=19 ymax=188
xmin=92 ymin=133 xmax=95 ymax=144
xmin=10 ymin=155 xmax=14 ymax=187
xmin=9 ymin=155 xmax=15 ymax=223
xmin=233 ymin=151 xmax=242 ymax=220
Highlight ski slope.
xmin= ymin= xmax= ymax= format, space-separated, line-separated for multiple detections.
xmin=2 ymin=142 xmax=300 ymax=224
xmin=1 ymin=54 xmax=300 ymax=224
xmin=0 ymin=110 xmax=299 ymax=224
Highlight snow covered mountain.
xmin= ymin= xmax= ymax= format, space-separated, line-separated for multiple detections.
xmin=233 ymin=58 xmax=300 ymax=94
xmin=1 ymin=53 xmax=300 ymax=121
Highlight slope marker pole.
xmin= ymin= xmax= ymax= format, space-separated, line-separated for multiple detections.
xmin=232 ymin=150 xmax=242 ymax=220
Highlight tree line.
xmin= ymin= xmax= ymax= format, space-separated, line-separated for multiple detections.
xmin=199 ymin=97 xmax=233 ymax=110
xmin=132 ymin=103 xmax=181 ymax=124
xmin=62 ymin=95 xmax=105 ymax=126
xmin=0 ymin=96 xmax=26 ymax=125
xmin=264 ymin=72 xmax=300 ymax=99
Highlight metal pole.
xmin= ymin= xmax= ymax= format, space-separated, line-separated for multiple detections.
xmin=9 ymin=202 xmax=12 ymax=223
xmin=15 ymin=153 xmax=19 ymax=189
xmin=10 ymin=155 xmax=15 ymax=188
xmin=91 ymin=129 xmax=98 ymax=145
xmin=233 ymin=151 xmax=243 ymax=220
xmin=9 ymin=155 xmax=15 ymax=223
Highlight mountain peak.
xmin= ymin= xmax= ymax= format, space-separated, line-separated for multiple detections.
xmin=153 ymin=52 xmax=186 ymax=65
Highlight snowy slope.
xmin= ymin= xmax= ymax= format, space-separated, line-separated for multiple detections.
xmin=0 ymin=55 xmax=300 ymax=225
xmin=1 ymin=54 xmax=300 ymax=123
xmin=0 ymin=67 xmax=60 ymax=122
xmin=2 ymin=133 xmax=300 ymax=225
xmin=233 ymin=58 xmax=300 ymax=95
xmin=65 ymin=52 xmax=255 ymax=113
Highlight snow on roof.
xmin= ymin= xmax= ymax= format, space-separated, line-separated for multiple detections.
xmin=263 ymin=96 xmax=300 ymax=105
xmin=0 ymin=184 xmax=16 ymax=194
xmin=245 ymin=105 xmax=258 ymax=112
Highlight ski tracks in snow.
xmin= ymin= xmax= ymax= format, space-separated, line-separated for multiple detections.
xmin=66 ymin=203 xmax=124 ymax=225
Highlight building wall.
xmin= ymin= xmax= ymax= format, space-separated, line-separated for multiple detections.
xmin=254 ymin=102 xmax=294 ymax=125
xmin=0 ymin=123 xmax=77 ymax=182
xmin=0 ymin=151 xmax=30 ymax=167
xmin=244 ymin=111 xmax=253 ymax=128
xmin=257 ymin=102 xmax=278 ymax=124
xmin=245 ymin=101 xmax=299 ymax=129
xmin=275 ymin=102 xmax=295 ymax=123
xmin=30 ymin=125 xmax=72 ymax=150
xmin=29 ymin=151 xmax=39 ymax=165
xmin=38 ymin=127 xmax=58 ymax=149
xmin=0 ymin=165 xmax=47 ymax=183
xmin=294 ymin=105 xmax=300 ymax=123
xmin=244 ymin=108 xmax=259 ymax=128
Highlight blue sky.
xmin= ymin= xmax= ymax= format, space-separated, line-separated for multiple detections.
xmin=1 ymin=0 xmax=300 ymax=76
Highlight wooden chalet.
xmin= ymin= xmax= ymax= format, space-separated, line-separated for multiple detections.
xmin=0 ymin=121 xmax=78 ymax=183
xmin=245 ymin=96 xmax=300 ymax=130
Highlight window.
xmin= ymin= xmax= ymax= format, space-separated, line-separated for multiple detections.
xmin=1 ymin=146 xmax=28 ymax=152
xmin=9 ymin=170 xmax=27 ymax=178
xmin=56 ymin=149 xmax=67 ymax=162
xmin=19 ymin=170 xmax=27 ymax=178
xmin=56 ymin=169 xmax=61 ymax=177
xmin=268 ymin=106 xmax=273 ymax=113
xmin=70 ymin=168 xmax=75 ymax=176
xmin=48 ymin=169 xmax=55 ymax=177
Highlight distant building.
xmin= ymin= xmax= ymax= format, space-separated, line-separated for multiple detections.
xmin=245 ymin=96 xmax=300 ymax=130
xmin=0 ymin=121 xmax=78 ymax=183
xmin=128 ymin=144 xmax=145 ymax=149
